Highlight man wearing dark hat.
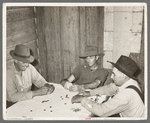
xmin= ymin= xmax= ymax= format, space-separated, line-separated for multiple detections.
xmin=79 ymin=55 xmax=145 ymax=117
xmin=6 ymin=44 xmax=55 ymax=108
xmin=60 ymin=46 xmax=109 ymax=92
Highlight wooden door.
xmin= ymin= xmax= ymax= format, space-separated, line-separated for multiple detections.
xmin=36 ymin=7 xmax=104 ymax=83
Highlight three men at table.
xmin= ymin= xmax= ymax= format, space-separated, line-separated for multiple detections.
xmin=61 ymin=46 xmax=109 ymax=92
xmin=6 ymin=44 xmax=54 ymax=108
xmin=7 ymin=45 xmax=145 ymax=117
xmin=80 ymin=55 xmax=145 ymax=117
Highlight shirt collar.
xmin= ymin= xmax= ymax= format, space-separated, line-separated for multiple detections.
xmin=119 ymin=79 xmax=139 ymax=92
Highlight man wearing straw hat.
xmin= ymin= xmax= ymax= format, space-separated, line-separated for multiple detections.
xmin=79 ymin=55 xmax=145 ymax=117
xmin=61 ymin=46 xmax=109 ymax=92
xmin=6 ymin=44 xmax=55 ymax=108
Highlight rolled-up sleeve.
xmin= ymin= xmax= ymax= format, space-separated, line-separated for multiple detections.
xmin=72 ymin=65 xmax=81 ymax=81
xmin=7 ymin=70 xmax=33 ymax=102
xmin=96 ymin=69 xmax=108 ymax=86
xmin=81 ymin=91 xmax=129 ymax=117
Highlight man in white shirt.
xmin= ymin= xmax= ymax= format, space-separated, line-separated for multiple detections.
xmin=7 ymin=44 xmax=55 ymax=108
xmin=80 ymin=55 xmax=145 ymax=117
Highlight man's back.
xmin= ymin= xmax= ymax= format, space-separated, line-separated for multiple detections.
xmin=117 ymin=79 xmax=145 ymax=117
xmin=119 ymin=87 xmax=145 ymax=117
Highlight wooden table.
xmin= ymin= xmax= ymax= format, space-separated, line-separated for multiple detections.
xmin=5 ymin=83 xmax=93 ymax=120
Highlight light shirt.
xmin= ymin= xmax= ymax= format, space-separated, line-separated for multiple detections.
xmin=81 ymin=79 xmax=145 ymax=117
xmin=7 ymin=62 xmax=47 ymax=102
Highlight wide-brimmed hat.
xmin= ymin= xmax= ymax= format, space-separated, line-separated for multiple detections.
xmin=10 ymin=44 xmax=34 ymax=63
xmin=107 ymin=55 xmax=139 ymax=80
xmin=79 ymin=46 xmax=104 ymax=58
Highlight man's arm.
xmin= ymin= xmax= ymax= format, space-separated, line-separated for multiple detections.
xmin=7 ymin=67 xmax=49 ymax=102
xmin=6 ymin=69 xmax=34 ymax=102
xmin=7 ymin=73 xmax=33 ymax=102
xmin=69 ymin=79 xmax=101 ymax=92
xmin=60 ymin=74 xmax=75 ymax=90
xmin=78 ymin=83 xmax=118 ymax=97
xmin=30 ymin=64 xmax=48 ymax=88
xmin=90 ymin=83 xmax=118 ymax=96
xmin=81 ymin=91 xmax=129 ymax=117
xmin=83 ymin=80 xmax=101 ymax=89
xmin=7 ymin=79 xmax=49 ymax=102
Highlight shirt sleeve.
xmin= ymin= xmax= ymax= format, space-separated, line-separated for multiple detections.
xmin=81 ymin=90 xmax=129 ymax=117
xmin=7 ymin=70 xmax=33 ymax=102
xmin=96 ymin=69 xmax=109 ymax=86
xmin=71 ymin=64 xmax=81 ymax=81
xmin=30 ymin=64 xmax=47 ymax=88
xmin=90 ymin=83 xmax=118 ymax=97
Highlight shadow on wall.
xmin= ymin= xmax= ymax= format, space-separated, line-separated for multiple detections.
xmin=30 ymin=49 xmax=38 ymax=66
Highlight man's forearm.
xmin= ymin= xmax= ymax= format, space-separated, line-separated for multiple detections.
xmin=8 ymin=91 xmax=33 ymax=102
xmin=90 ymin=83 xmax=118 ymax=96
xmin=83 ymin=80 xmax=100 ymax=89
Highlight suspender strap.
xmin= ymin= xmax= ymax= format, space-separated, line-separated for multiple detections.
xmin=126 ymin=85 xmax=144 ymax=103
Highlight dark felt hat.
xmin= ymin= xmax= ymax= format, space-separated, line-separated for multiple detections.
xmin=79 ymin=46 xmax=104 ymax=58
xmin=10 ymin=44 xmax=34 ymax=63
xmin=108 ymin=55 xmax=139 ymax=80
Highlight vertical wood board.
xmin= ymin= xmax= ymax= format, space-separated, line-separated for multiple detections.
xmin=52 ymin=7 xmax=63 ymax=83
xmin=60 ymin=7 xmax=71 ymax=78
xmin=36 ymin=7 xmax=47 ymax=79
xmin=86 ymin=7 xmax=100 ymax=46
xmin=79 ymin=7 xmax=86 ymax=64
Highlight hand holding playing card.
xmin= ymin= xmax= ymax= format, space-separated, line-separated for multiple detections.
xmin=44 ymin=83 xmax=55 ymax=94
xmin=71 ymin=95 xmax=85 ymax=104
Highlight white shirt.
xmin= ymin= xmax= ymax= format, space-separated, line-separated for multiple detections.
xmin=81 ymin=79 xmax=145 ymax=117
xmin=7 ymin=62 xmax=47 ymax=102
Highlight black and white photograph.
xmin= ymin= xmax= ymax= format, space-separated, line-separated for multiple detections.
xmin=3 ymin=3 xmax=147 ymax=120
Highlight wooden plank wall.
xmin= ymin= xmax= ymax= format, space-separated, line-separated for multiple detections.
xmin=36 ymin=7 xmax=104 ymax=83
xmin=6 ymin=7 xmax=40 ymax=71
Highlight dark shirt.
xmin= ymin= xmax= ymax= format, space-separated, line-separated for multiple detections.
xmin=72 ymin=63 xmax=108 ymax=86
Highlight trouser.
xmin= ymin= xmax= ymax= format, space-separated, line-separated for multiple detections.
xmin=6 ymin=101 xmax=16 ymax=109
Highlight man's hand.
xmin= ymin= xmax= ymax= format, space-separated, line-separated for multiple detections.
xmin=32 ymin=87 xmax=49 ymax=97
xmin=44 ymin=83 xmax=55 ymax=94
xmin=78 ymin=91 xmax=91 ymax=97
xmin=69 ymin=85 xmax=78 ymax=92
xmin=60 ymin=79 xmax=73 ymax=90
xmin=71 ymin=95 xmax=84 ymax=104
xmin=64 ymin=82 xmax=73 ymax=90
